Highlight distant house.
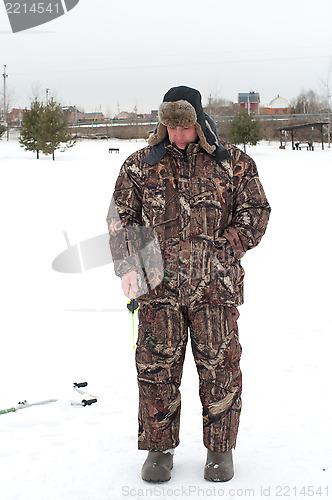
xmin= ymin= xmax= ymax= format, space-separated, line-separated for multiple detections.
xmin=62 ymin=106 xmax=84 ymax=124
xmin=81 ymin=112 xmax=105 ymax=122
xmin=260 ymin=95 xmax=290 ymax=115
xmin=143 ymin=110 xmax=159 ymax=119
xmin=238 ymin=92 xmax=260 ymax=114
xmin=114 ymin=111 xmax=133 ymax=120
xmin=7 ymin=108 xmax=25 ymax=126
xmin=115 ymin=111 xmax=156 ymax=120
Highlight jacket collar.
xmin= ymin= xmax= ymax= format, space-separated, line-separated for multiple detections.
xmin=166 ymin=142 xmax=201 ymax=157
xmin=143 ymin=139 xmax=230 ymax=166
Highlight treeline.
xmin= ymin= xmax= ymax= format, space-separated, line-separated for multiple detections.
xmin=2 ymin=88 xmax=330 ymax=156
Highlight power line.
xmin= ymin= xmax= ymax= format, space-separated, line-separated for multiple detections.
xmin=8 ymin=53 xmax=332 ymax=78
xmin=5 ymin=43 xmax=332 ymax=70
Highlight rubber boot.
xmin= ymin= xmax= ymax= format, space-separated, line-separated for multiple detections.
xmin=141 ymin=451 xmax=173 ymax=482
xmin=204 ymin=449 xmax=234 ymax=482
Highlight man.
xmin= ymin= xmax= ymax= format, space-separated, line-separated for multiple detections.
xmin=107 ymin=86 xmax=270 ymax=482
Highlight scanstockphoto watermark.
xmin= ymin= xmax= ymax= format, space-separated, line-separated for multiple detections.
xmin=4 ymin=0 xmax=80 ymax=33
xmin=121 ymin=485 xmax=256 ymax=498
xmin=121 ymin=485 xmax=330 ymax=498
xmin=52 ymin=231 xmax=238 ymax=279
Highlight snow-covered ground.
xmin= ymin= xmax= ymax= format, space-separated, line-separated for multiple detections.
xmin=0 ymin=135 xmax=331 ymax=500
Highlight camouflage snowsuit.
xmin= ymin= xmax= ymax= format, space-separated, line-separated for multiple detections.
xmin=107 ymin=140 xmax=270 ymax=452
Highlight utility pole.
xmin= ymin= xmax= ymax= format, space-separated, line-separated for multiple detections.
xmin=2 ymin=65 xmax=9 ymax=141
xmin=46 ymin=88 xmax=49 ymax=105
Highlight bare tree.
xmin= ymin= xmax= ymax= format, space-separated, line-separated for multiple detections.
xmin=28 ymin=84 xmax=59 ymax=106
xmin=319 ymin=60 xmax=332 ymax=148
xmin=204 ymin=94 xmax=234 ymax=117
xmin=290 ymin=89 xmax=327 ymax=115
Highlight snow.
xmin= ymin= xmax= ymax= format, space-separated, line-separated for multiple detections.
xmin=0 ymin=134 xmax=331 ymax=500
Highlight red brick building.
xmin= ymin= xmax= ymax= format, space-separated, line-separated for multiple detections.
xmin=238 ymin=92 xmax=260 ymax=114
xmin=7 ymin=108 xmax=25 ymax=126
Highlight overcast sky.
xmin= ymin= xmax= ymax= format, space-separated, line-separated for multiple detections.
xmin=1 ymin=0 xmax=332 ymax=115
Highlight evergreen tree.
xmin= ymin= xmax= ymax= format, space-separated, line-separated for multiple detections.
xmin=19 ymin=98 xmax=45 ymax=159
xmin=229 ymin=111 xmax=262 ymax=152
xmin=0 ymin=124 xmax=6 ymax=139
xmin=42 ymin=98 xmax=74 ymax=161
xmin=19 ymin=96 xmax=75 ymax=160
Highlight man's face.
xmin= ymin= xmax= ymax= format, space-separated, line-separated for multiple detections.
xmin=167 ymin=125 xmax=198 ymax=150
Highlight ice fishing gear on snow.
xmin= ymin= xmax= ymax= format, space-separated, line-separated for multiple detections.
xmin=0 ymin=399 xmax=58 ymax=414
xmin=72 ymin=382 xmax=98 ymax=407
xmin=0 ymin=382 xmax=97 ymax=415
xmin=127 ymin=292 xmax=139 ymax=350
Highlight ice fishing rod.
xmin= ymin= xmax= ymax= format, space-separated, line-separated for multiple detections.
xmin=0 ymin=382 xmax=97 ymax=415
xmin=127 ymin=290 xmax=139 ymax=350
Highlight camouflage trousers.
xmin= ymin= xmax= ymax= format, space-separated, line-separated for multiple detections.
xmin=135 ymin=301 xmax=242 ymax=453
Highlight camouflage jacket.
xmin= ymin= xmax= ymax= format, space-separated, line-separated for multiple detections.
xmin=107 ymin=141 xmax=271 ymax=308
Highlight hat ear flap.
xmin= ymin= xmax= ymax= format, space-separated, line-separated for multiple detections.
xmin=148 ymin=123 xmax=167 ymax=147
xmin=195 ymin=122 xmax=216 ymax=155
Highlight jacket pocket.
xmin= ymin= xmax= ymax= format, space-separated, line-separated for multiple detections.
xmin=210 ymin=243 xmax=245 ymax=305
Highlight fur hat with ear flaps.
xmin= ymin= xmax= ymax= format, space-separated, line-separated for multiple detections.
xmin=148 ymin=86 xmax=220 ymax=155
